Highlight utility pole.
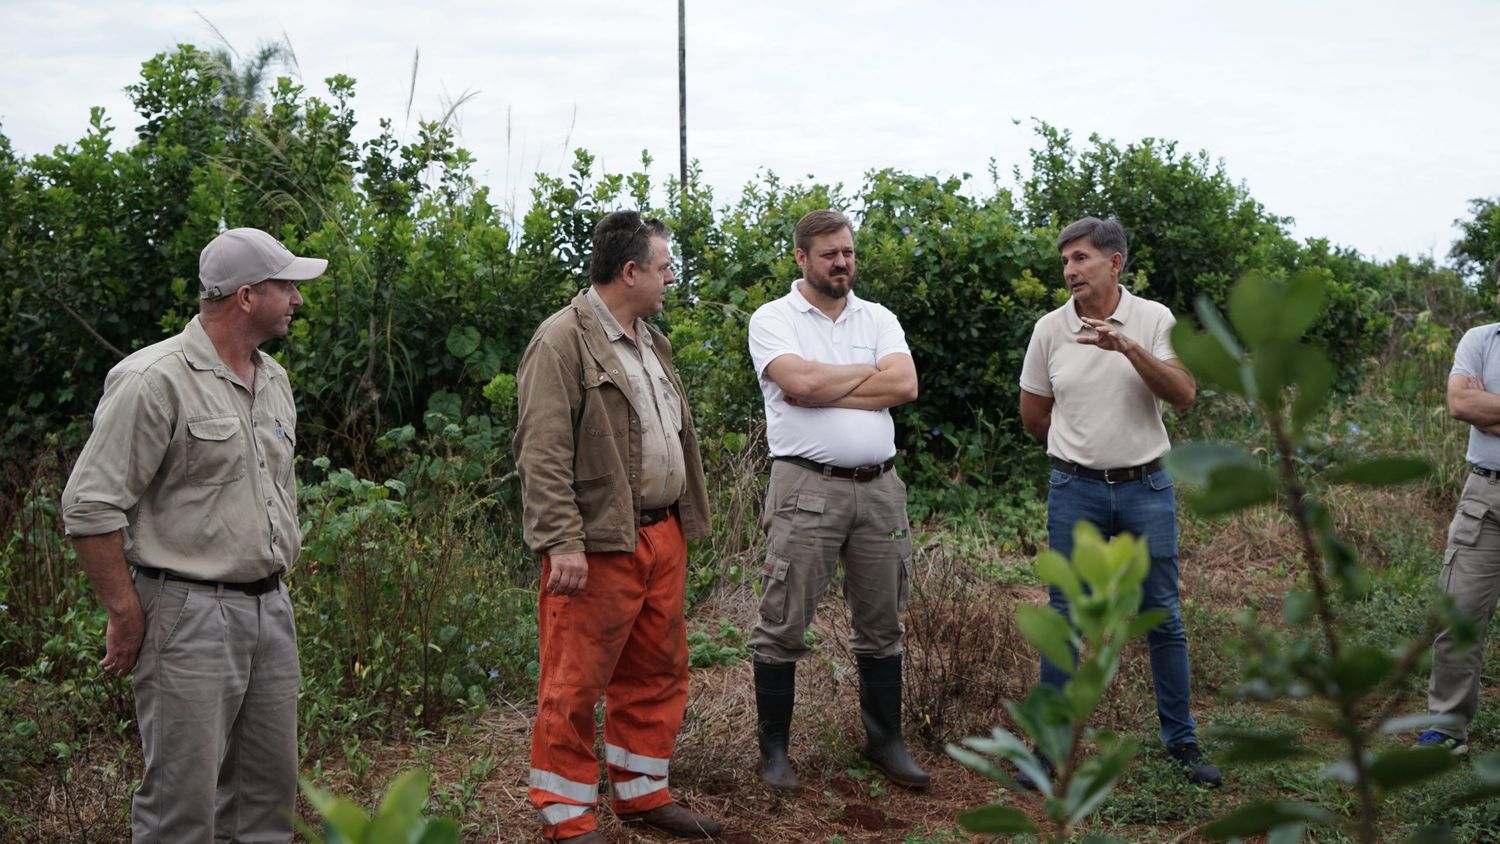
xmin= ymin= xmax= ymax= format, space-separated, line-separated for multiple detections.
xmin=677 ymin=0 xmax=690 ymax=283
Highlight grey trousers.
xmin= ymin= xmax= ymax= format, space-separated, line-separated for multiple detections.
xmin=131 ymin=573 xmax=301 ymax=843
xmin=748 ymin=459 xmax=914 ymax=664
xmin=1429 ymin=472 xmax=1500 ymax=739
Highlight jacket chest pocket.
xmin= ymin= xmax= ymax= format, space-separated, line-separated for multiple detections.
xmin=186 ymin=414 xmax=246 ymax=486
xmin=581 ymin=366 xmax=629 ymax=438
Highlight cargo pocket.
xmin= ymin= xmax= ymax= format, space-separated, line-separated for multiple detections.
xmin=186 ymin=414 xmax=245 ymax=485
xmin=1449 ymin=500 xmax=1488 ymax=548
xmin=773 ymin=492 xmax=826 ymax=551
xmin=896 ymin=550 xmax=913 ymax=614
xmin=758 ymin=553 xmax=792 ymax=624
xmin=1437 ymin=548 xmax=1459 ymax=593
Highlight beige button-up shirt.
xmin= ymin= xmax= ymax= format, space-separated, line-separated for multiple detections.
xmin=585 ymin=288 xmax=686 ymax=510
xmin=61 ymin=316 xmax=300 ymax=582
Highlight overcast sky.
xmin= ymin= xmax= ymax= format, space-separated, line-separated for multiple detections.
xmin=3 ymin=0 xmax=1496 ymax=262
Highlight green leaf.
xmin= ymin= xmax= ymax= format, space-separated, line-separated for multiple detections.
xmin=1171 ymin=321 xmax=1245 ymax=396
xmin=1330 ymin=647 xmax=1394 ymax=699
xmin=366 ymin=810 xmax=409 ymax=844
xmin=1187 ymin=465 xmax=1276 ymax=516
xmin=1290 ymin=347 xmax=1335 ymax=432
xmin=1228 ymin=273 xmax=1281 ymax=348
xmin=1279 ymin=271 xmax=1329 ymax=340
xmin=376 ymin=769 xmax=430 ymax=833
xmin=1124 ymin=609 xmax=1170 ymax=640
xmin=1194 ymin=294 xmax=1244 ymax=358
xmin=444 ymin=325 xmax=481 ymax=359
xmin=1327 ymin=458 xmax=1432 ymax=487
xmin=1267 ymin=822 xmax=1309 ymax=844
xmin=415 ymin=819 xmax=462 ymax=844
xmin=1212 ymin=729 xmax=1308 ymax=764
xmin=1034 ymin=550 xmax=1083 ymax=601
xmin=1163 ymin=443 xmax=1258 ymax=486
xmin=1403 ymin=825 xmax=1459 ymax=844
xmin=1379 ymin=713 xmax=1462 ymax=734
xmin=1066 ymin=659 xmax=1107 ymax=718
xmin=1065 ymin=738 xmax=1139 ymax=824
xmin=1201 ymin=800 xmax=1336 ymax=838
xmin=1368 ymin=747 xmax=1459 ymax=790
xmin=957 ymin=803 xmax=1037 ymax=834
xmin=1016 ymin=603 xmax=1076 ymax=676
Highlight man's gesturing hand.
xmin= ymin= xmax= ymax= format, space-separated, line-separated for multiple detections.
xmin=546 ymin=551 xmax=589 ymax=596
xmin=1077 ymin=317 xmax=1136 ymax=354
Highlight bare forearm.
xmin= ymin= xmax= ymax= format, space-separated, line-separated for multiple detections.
xmin=72 ymin=531 xmax=137 ymax=615
xmin=821 ymin=369 xmax=918 ymax=410
xmin=1024 ymin=414 xmax=1050 ymax=442
xmin=1451 ymin=389 xmax=1500 ymax=427
xmin=772 ymin=359 xmax=878 ymax=403
xmin=1125 ymin=348 xmax=1195 ymax=410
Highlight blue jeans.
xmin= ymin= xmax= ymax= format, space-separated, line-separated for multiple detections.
xmin=1038 ymin=467 xmax=1199 ymax=748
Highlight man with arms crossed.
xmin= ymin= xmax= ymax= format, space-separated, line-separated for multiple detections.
xmin=1018 ymin=216 xmax=1221 ymax=786
xmin=1418 ymin=256 xmax=1500 ymax=756
xmin=746 ymin=209 xmax=928 ymax=792
xmin=61 ymin=227 xmax=324 ymax=842
xmin=515 ymin=210 xmax=720 ymax=842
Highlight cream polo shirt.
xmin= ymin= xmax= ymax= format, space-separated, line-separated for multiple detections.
xmin=61 ymin=316 xmax=300 ymax=582
xmin=1019 ymin=287 xmax=1178 ymax=469
xmin=748 ymin=281 xmax=912 ymax=468
xmin=585 ymin=288 xmax=686 ymax=510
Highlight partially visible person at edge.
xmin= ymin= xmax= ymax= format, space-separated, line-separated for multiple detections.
xmin=745 ymin=209 xmax=929 ymax=794
xmin=513 ymin=210 xmax=721 ymax=842
xmin=1017 ymin=216 xmax=1222 ymax=787
xmin=1416 ymin=255 xmax=1500 ymax=757
xmin=60 ymin=227 xmax=324 ymax=842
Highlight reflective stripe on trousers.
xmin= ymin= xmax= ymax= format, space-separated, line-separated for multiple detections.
xmin=529 ymin=515 xmax=690 ymax=840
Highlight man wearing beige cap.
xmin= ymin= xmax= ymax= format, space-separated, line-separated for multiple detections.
xmin=62 ymin=227 xmax=325 ymax=842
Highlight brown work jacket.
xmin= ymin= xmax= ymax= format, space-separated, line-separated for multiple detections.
xmin=513 ymin=290 xmax=711 ymax=556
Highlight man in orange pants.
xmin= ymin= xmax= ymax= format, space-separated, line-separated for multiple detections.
xmin=514 ymin=210 xmax=719 ymax=842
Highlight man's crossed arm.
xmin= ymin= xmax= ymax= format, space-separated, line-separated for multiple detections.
xmin=764 ymin=353 xmax=918 ymax=411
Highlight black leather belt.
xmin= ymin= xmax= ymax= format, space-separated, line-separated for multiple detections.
xmin=1472 ymin=465 xmax=1499 ymax=479
xmin=1050 ymin=456 xmax=1164 ymax=484
xmin=134 ymin=565 xmax=282 ymax=596
xmin=776 ymin=455 xmax=895 ymax=482
xmin=639 ymin=505 xmax=676 ymax=527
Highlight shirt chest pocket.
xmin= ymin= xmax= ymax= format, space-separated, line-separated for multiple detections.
xmin=186 ymin=414 xmax=247 ymax=486
xmin=581 ymin=366 xmax=628 ymax=438
xmin=657 ymin=375 xmax=683 ymax=434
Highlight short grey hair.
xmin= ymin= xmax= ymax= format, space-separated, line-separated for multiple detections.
xmin=1056 ymin=217 xmax=1128 ymax=267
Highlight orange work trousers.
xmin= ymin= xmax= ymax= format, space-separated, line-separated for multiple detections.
xmin=528 ymin=514 xmax=690 ymax=840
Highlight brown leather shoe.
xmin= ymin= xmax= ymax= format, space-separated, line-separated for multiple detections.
xmin=554 ymin=831 xmax=606 ymax=843
xmin=619 ymin=802 xmax=722 ymax=838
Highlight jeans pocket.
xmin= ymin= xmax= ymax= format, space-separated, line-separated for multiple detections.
xmin=1048 ymin=469 xmax=1075 ymax=488
xmin=1146 ymin=469 xmax=1175 ymax=492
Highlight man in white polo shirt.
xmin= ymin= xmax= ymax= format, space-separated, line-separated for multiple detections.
xmin=745 ymin=209 xmax=928 ymax=793
xmin=1018 ymin=216 xmax=1221 ymax=786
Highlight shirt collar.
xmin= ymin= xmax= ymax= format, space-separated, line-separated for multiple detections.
xmin=789 ymin=280 xmax=865 ymax=318
xmin=181 ymin=315 xmax=266 ymax=375
xmin=1065 ymin=285 xmax=1137 ymax=333
xmin=585 ymin=286 xmax=651 ymax=348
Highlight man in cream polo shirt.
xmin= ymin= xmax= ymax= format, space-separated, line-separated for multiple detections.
xmin=1018 ymin=216 xmax=1221 ymax=786
xmin=746 ymin=209 xmax=928 ymax=793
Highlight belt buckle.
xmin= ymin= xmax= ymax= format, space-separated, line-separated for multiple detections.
xmin=852 ymin=465 xmax=878 ymax=482
xmin=1102 ymin=468 xmax=1122 ymax=484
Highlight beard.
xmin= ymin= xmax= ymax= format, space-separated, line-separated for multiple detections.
xmin=805 ymin=266 xmax=855 ymax=300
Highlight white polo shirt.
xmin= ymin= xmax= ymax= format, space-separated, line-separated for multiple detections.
xmin=748 ymin=281 xmax=912 ymax=467
xmin=1019 ymin=287 xmax=1177 ymax=469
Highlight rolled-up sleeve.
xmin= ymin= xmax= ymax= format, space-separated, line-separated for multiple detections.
xmin=61 ymin=370 xmax=173 ymax=538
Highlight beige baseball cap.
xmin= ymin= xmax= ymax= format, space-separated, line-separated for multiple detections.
xmin=199 ymin=227 xmax=328 ymax=300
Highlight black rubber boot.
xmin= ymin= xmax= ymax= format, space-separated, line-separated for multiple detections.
xmin=856 ymin=654 xmax=931 ymax=790
xmin=753 ymin=660 xmax=800 ymax=791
